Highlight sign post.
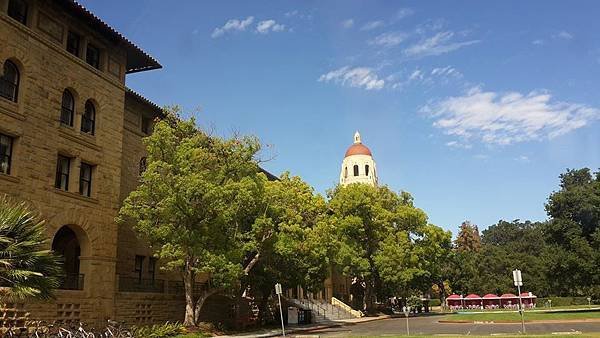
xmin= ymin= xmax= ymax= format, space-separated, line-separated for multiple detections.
xmin=512 ymin=269 xmax=525 ymax=334
xmin=403 ymin=306 xmax=410 ymax=336
xmin=275 ymin=283 xmax=285 ymax=337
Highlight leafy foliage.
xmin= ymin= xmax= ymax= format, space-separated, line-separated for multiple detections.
xmin=0 ymin=195 xmax=63 ymax=301
xmin=326 ymin=183 xmax=451 ymax=312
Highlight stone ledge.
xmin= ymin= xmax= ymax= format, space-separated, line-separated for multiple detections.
xmin=0 ymin=173 xmax=20 ymax=184
xmin=58 ymin=127 xmax=102 ymax=152
xmin=53 ymin=188 xmax=99 ymax=204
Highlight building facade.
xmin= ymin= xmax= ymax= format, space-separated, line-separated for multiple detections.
xmin=0 ymin=0 xmax=225 ymax=327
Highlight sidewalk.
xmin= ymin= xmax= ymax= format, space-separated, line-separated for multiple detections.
xmin=217 ymin=315 xmax=391 ymax=338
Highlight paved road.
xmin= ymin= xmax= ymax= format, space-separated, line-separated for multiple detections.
xmin=309 ymin=315 xmax=600 ymax=336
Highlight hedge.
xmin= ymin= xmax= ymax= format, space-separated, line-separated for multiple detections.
xmin=536 ymin=296 xmax=598 ymax=307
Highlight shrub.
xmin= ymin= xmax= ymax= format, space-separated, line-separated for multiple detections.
xmin=131 ymin=322 xmax=185 ymax=338
xmin=537 ymin=297 xmax=598 ymax=307
xmin=429 ymin=299 xmax=442 ymax=307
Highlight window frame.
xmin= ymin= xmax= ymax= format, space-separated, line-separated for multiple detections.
xmin=85 ymin=44 xmax=101 ymax=69
xmin=81 ymin=100 xmax=95 ymax=135
xmin=353 ymin=165 xmax=359 ymax=176
xmin=148 ymin=257 xmax=157 ymax=281
xmin=7 ymin=0 xmax=28 ymax=25
xmin=79 ymin=162 xmax=93 ymax=197
xmin=66 ymin=31 xmax=81 ymax=57
xmin=55 ymin=155 xmax=71 ymax=191
xmin=0 ymin=60 xmax=20 ymax=103
xmin=365 ymin=164 xmax=370 ymax=176
xmin=60 ymin=90 xmax=75 ymax=126
xmin=134 ymin=255 xmax=145 ymax=282
xmin=0 ymin=133 xmax=14 ymax=175
xmin=141 ymin=116 xmax=152 ymax=135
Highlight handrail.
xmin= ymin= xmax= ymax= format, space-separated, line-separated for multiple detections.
xmin=331 ymin=296 xmax=363 ymax=318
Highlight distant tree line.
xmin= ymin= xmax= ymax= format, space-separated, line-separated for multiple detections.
xmin=446 ymin=168 xmax=600 ymax=299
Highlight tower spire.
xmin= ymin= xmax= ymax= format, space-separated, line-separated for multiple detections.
xmin=354 ymin=131 xmax=361 ymax=144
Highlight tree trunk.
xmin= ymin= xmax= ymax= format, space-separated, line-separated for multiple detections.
xmin=193 ymin=288 xmax=221 ymax=324
xmin=438 ymin=280 xmax=447 ymax=311
xmin=183 ymin=269 xmax=196 ymax=327
xmin=364 ymin=279 xmax=375 ymax=314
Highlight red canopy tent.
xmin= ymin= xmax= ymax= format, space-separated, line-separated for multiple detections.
xmin=446 ymin=294 xmax=462 ymax=308
xmin=520 ymin=292 xmax=537 ymax=308
xmin=500 ymin=293 xmax=518 ymax=308
xmin=482 ymin=294 xmax=500 ymax=309
xmin=464 ymin=294 xmax=482 ymax=308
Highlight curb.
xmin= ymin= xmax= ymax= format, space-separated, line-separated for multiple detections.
xmin=439 ymin=318 xmax=600 ymax=324
xmin=219 ymin=315 xmax=392 ymax=337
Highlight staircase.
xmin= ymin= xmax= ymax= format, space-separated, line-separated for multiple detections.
xmin=288 ymin=297 xmax=363 ymax=322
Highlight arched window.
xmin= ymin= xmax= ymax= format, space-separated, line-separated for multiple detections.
xmin=0 ymin=60 xmax=19 ymax=102
xmin=365 ymin=165 xmax=370 ymax=176
xmin=8 ymin=0 xmax=28 ymax=25
xmin=139 ymin=157 xmax=147 ymax=177
xmin=344 ymin=166 xmax=348 ymax=178
xmin=60 ymin=90 xmax=74 ymax=126
xmin=81 ymin=100 xmax=95 ymax=134
xmin=353 ymin=165 xmax=359 ymax=176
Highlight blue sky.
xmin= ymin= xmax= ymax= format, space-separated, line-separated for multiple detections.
xmin=81 ymin=0 xmax=600 ymax=234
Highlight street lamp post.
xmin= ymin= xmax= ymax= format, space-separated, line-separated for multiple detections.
xmin=512 ymin=269 xmax=525 ymax=334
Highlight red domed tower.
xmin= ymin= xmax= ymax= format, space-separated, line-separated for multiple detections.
xmin=339 ymin=131 xmax=378 ymax=186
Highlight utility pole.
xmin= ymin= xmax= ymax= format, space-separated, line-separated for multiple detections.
xmin=275 ymin=283 xmax=285 ymax=337
xmin=512 ymin=269 xmax=526 ymax=334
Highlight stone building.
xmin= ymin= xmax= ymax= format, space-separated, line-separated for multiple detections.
xmin=0 ymin=0 xmax=219 ymax=327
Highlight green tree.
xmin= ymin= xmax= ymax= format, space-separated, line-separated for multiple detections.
xmin=455 ymin=221 xmax=481 ymax=253
xmin=241 ymin=173 xmax=331 ymax=322
xmin=543 ymin=168 xmax=600 ymax=296
xmin=118 ymin=109 xmax=264 ymax=326
xmin=0 ymin=195 xmax=62 ymax=301
xmin=327 ymin=183 xmax=448 ymax=313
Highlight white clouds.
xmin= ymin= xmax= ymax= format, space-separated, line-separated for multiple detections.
xmin=422 ymin=87 xmax=600 ymax=146
xmin=368 ymin=31 xmax=408 ymax=47
xmin=256 ymin=20 xmax=285 ymax=34
xmin=341 ymin=19 xmax=354 ymax=29
xmin=404 ymin=31 xmax=480 ymax=57
xmin=211 ymin=16 xmax=255 ymax=38
xmin=318 ymin=66 xmax=385 ymax=90
xmin=431 ymin=66 xmax=462 ymax=78
xmin=395 ymin=8 xmax=414 ymax=20
xmin=361 ymin=20 xmax=385 ymax=31
xmin=532 ymin=39 xmax=544 ymax=46
xmin=555 ymin=30 xmax=573 ymax=40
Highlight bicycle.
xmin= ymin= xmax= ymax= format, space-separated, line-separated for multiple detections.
xmin=101 ymin=320 xmax=132 ymax=338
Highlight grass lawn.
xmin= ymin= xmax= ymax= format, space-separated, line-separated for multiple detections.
xmin=349 ymin=335 xmax=600 ymax=338
xmin=446 ymin=309 xmax=600 ymax=322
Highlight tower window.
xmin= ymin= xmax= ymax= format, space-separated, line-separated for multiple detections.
xmin=365 ymin=165 xmax=370 ymax=176
xmin=0 ymin=60 xmax=19 ymax=102
xmin=55 ymin=155 xmax=71 ymax=191
xmin=81 ymin=100 xmax=95 ymax=134
xmin=0 ymin=133 xmax=14 ymax=175
xmin=79 ymin=162 xmax=93 ymax=197
xmin=60 ymin=89 xmax=75 ymax=126
xmin=7 ymin=0 xmax=28 ymax=25
xmin=86 ymin=44 xmax=101 ymax=69
xmin=66 ymin=31 xmax=81 ymax=57
xmin=353 ymin=165 xmax=359 ymax=176
xmin=344 ymin=166 xmax=348 ymax=178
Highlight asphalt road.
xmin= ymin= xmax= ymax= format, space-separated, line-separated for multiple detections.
xmin=309 ymin=315 xmax=600 ymax=336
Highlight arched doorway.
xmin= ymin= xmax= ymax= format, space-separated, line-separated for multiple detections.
xmin=52 ymin=226 xmax=84 ymax=290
